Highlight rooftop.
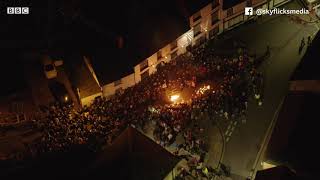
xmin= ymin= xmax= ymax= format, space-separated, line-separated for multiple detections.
xmin=265 ymin=91 xmax=319 ymax=179
xmin=88 ymin=127 xmax=180 ymax=180
xmin=290 ymin=31 xmax=320 ymax=81
xmin=1 ymin=127 xmax=180 ymax=179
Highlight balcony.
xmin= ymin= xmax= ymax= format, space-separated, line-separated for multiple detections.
xmin=193 ymin=15 xmax=202 ymax=23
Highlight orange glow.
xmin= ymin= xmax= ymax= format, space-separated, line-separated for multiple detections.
xmin=170 ymin=94 xmax=180 ymax=102
xmin=196 ymin=85 xmax=211 ymax=95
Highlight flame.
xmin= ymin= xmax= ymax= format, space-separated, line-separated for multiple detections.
xmin=170 ymin=94 xmax=180 ymax=102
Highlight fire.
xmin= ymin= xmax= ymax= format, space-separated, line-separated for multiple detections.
xmin=170 ymin=94 xmax=180 ymax=102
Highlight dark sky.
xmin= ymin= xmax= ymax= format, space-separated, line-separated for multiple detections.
xmin=0 ymin=0 xmax=212 ymax=93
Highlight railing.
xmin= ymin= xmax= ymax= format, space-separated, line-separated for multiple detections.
xmin=0 ymin=113 xmax=28 ymax=126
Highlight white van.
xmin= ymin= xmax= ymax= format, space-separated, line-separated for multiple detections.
xmin=43 ymin=57 xmax=57 ymax=79
xmin=42 ymin=57 xmax=64 ymax=79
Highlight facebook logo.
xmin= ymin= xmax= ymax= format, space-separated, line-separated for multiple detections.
xmin=245 ymin=7 xmax=253 ymax=16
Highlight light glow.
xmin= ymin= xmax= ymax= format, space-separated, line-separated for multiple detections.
xmin=64 ymin=95 xmax=69 ymax=102
xmin=170 ymin=94 xmax=180 ymax=102
xmin=196 ymin=85 xmax=211 ymax=95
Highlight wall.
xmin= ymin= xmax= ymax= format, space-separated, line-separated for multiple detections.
xmin=84 ymin=56 xmax=102 ymax=88
xmin=81 ymin=92 xmax=102 ymax=106
xmin=102 ymin=73 xmax=135 ymax=98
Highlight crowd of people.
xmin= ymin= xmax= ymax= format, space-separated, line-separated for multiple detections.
xmin=28 ymin=39 xmax=264 ymax=171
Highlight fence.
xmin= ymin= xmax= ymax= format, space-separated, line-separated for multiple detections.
xmin=0 ymin=112 xmax=28 ymax=126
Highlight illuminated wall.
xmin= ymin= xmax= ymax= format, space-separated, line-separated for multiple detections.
xmin=81 ymin=92 xmax=102 ymax=106
xmin=102 ymin=73 xmax=135 ymax=98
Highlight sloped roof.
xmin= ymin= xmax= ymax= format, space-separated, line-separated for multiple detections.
xmin=255 ymin=166 xmax=297 ymax=180
xmin=65 ymin=54 xmax=101 ymax=99
xmin=265 ymin=91 xmax=320 ymax=179
xmin=291 ymin=31 xmax=320 ymax=81
xmin=87 ymin=127 xmax=180 ymax=180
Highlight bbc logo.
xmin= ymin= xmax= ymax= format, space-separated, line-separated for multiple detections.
xmin=7 ymin=7 xmax=29 ymax=14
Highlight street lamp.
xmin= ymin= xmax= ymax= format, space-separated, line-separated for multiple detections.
xmin=64 ymin=95 xmax=69 ymax=102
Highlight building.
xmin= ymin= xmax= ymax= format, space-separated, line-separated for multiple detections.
xmin=301 ymin=0 xmax=320 ymax=10
xmin=87 ymin=127 xmax=180 ymax=180
xmin=64 ymin=55 xmax=102 ymax=106
xmin=255 ymin=166 xmax=298 ymax=180
xmin=262 ymin=91 xmax=319 ymax=179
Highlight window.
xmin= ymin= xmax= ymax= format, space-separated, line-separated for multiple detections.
xmin=171 ymin=50 xmax=178 ymax=59
xmin=45 ymin=64 xmax=54 ymax=71
xmin=193 ymin=11 xmax=201 ymax=22
xmin=209 ymin=26 xmax=219 ymax=38
xmin=211 ymin=11 xmax=219 ymax=25
xmin=140 ymin=59 xmax=148 ymax=71
xmin=114 ymin=79 xmax=122 ymax=86
xmin=228 ymin=15 xmax=244 ymax=27
xmin=227 ymin=8 xmax=233 ymax=17
xmin=157 ymin=51 xmax=162 ymax=60
xmin=224 ymin=21 xmax=229 ymax=30
xmin=212 ymin=0 xmax=219 ymax=8
xmin=246 ymin=0 xmax=252 ymax=7
xmin=170 ymin=40 xmax=177 ymax=51
xmin=141 ymin=70 xmax=149 ymax=80
xmin=194 ymin=23 xmax=201 ymax=37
